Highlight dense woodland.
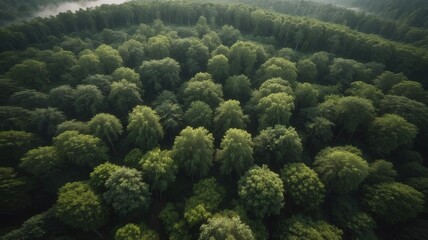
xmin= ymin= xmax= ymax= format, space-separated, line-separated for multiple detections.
xmin=1 ymin=0 xmax=428 ymax=239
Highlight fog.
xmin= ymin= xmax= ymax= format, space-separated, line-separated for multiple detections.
xmin=34 ymin=0 xmax=130 ymax=18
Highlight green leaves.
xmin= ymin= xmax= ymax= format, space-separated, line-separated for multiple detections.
xmin=238 ymin=165 xmax=284 ymax=217
xmin=199 ymin=215 xmax=255 ymax=240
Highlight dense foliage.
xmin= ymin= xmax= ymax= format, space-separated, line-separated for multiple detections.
xmin=1 ymin=0 xmax=428 ymax=239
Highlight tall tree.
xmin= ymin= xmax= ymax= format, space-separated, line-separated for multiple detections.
xmin=7 ymin=60 xmax=49 ymax=90
xmin=183 ymin=101 xmax=213 ymax=130
xmin=127 ymin=105 xmax=163 ymax=152
xmin=20 ymin=146 xmax=63 ymax=179
xmin=238 ymin=165 xmax=284 ymax=217
xmin=213 ymin=100 xmax=247 ymax=137
xmin=88 ymin=113 xmax=123 ymax=153
xmin=199 ymin=215 xmax=255 ymax=240
xmin=94 ymin=44 xmax=123 ymax=74
xmin=109 ymin=80 xmax=142 ymax=116
xmin=171 ymin=127 xmax=214 ymax=178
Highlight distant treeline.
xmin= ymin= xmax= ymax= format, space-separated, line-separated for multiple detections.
xmin=1 ymin=0 xmax=427 ymax=83
xmin=352 ymin=0 xmax=428 ymax=28
xmin=0 ymin=0 xmax=90 ymax=24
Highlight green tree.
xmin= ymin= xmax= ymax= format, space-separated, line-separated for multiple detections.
xmin=374 ymin=71 xmax=407 ymax=93
xmin=7 ymin=59 xmax=49 ymax=90
xmin=213 ymin=100 xmax=247 ymax=137
xmin=182 ymin=79 xmax=223 ymax=108
xmin=389 ymin=80 xmax=426 ymax=102
xmin=55 ymin=182 xmax=106 ymax=230
xmin=224 ymin=75 xmax=252 ymax=103
xmin=154 ymin=100 xmax=183 ymax=140
xmin=218 ymin=25 xmax=241 ymax=46
xmin=196 ymin=16 xmax=210 ymax=37
xmin=0 ymin=130 xmax=40 ymax=164
xmin=257 ymin=93 xmax=295 ymax=129
xmin=365 ymin=160 xmax=398 ymax=184
xmin=229 ymin=41 xmax=265 ymax=76
xmin=123 ymin=148 xmax=143 ymax=168
xmin=172 ymin=127 xmax=214 ymax=178
xmin=83 ymin=74 xmax=113 ymax=95
xmin=280 ymin=163 xmax=325 ymax=210
xmin=88 ymin=113 xmax=123 ymax=153
xmin=186 ymin=42 xmax=209 ymax=76
xmin=104 ymin=167 xmax=151 ymax=216
xmin=217 ymin=128 xmax=253 ymax=176
xmin=294 ymin=83 xmax=319 ymax=109
xmin=56 ymin=120 xmax=89 ymax=135
xmin=53 ymin=130 xmax=109 ymax=167
xmin=94 ymin=44 xmax=123 ymax=74
xmin=112 ymin=67 xmax=141 ymax=88
xmin=0 ymin=167 xmax=32 ymax=212
xmin=207 ymin=55 xmax=230 ymax=83
xmin=115 ymin=223 xmax=142 ymax=240
xmin=146 ymin=35 xmax=170 ymax=59
xmin=297 ymin=59 xmax=317 ymax=82
xmin=139 ymin=57 xmax=180 ymax=94
xmin=74 ymin=85 xmax=104 ymax=119
xmin=345 ymin=81 xmax=384 ymax=104
xmin=276 ymin=215 xmax=342 ymax=240
xmin=363 ymin=182 xmax=424 ymax=224
xmin=314 ymin=147 xmax=369 ymax=193
xmin=9 ymin=90 xmax=48 ymax=109
xmin=256 ymin=57 xmax=297 ymax=87
xmin=48 ymin=85 xmax=76 ymax=115
xmin=183 ymin=101 xmax=213 ymax=130
xmin=238 ymin=165 xmax=284 ymax=217
xmin=109 ymin=79 xmax=142 ymax=116
xmin=20 ymin=146 xmax=63 ymax=179
xmin=30 ymin=107 xmax=66 ymax=138
xmin=0 ymin=106 xmax=31 ymax=131
xmin=254 ymin=125 xmax=303 ymax=165
xmin=139 ymin=148 xmax=177 ymax=194
xmin=89 ymin=161 xmax=121 ymax=191
xmin=199 ymin=215 xmax=255 ymax=240
xmin=127 ymin=105 xmax=163 ymax=152
xmin=366 ymin=114 xmax=418 ymax=155
xmin=335 ymin=96 xmax=374 ymax=135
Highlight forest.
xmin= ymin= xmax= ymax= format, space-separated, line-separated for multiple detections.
xmin=1 ymin=0 xmax=428 ymax=239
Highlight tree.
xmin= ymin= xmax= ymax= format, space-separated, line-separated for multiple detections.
xmin=20 ymin=146 xmax=63 ymax=179
xmin=186 ymin=42 xmax=209 ymax=76
xmin=83 ymin=74 xmax=113 ymax=95
xmin=183 ymin=101 xmax=213 ymax=130
xmin=258 ymin=78 xmax=294 ymax=98
xmin=366 ymin=114 xmax=418 ymax=155
xmin=55 ymin=182 xmax=106 ymax=231
xmin=115 ymin=223 xmax=142 ymax=240
xmin=53 ymin=131 xmax=109 ymax=167
xmin=7 ymin=59 xmax=49 ymax=90
xmin=374 ymin=71 xmax=407 ymax=93
xmin=89 ymin=162 xmax=121 ymax=191
xmin=127 ymin=105 xmax=163 ymax=152
xmin=9 ymin=90 xmax=48 ymax=109
xmin=112 ymin=67 xmax=141 ymax=88
xmin=30 ymin=107 xmax=66 ymax=138
xmin=335 ymin=96 xmax=374 ymax=135
xmin=0 ymin=130 xmax=40 ymax=164
xmin=118 ymin=39 xmax=145 ymax=68
xmin=254 ymin=125 xmax=303 ymax=165
xmin=378 ymin=95 xmax=428 ymax=130
xmin=326 ymin=58 xmax=371 ymax=87
xmin=255 ymin=57 xmax=297 ymax=87
xmin=109 ymin=80 xmax=142 ymax=116
xmin=276 ymin=215 xmax=342 ymax=240
xmin=171 ymin=127 xmax=214 ymax=178
xmin=0 ymin=167 xmax=32 ymax=212
xmin=345 ymin=81 xmax=384 ymax=105
xmin=56 ymin=120 xmax=89 ymax=135
xmin=88 ymin=113 xmax=123 ymax=152
xmin=297 ymin=59 xmax=317 ymax=82
xmin=207 ymin=55 xmax=230 ymax=83
xmin=154 ymin=100 xmax=183 ymax=140
xmin=229 ymin=41 xmax=265 ymax=76
xmin=94 ymin=44 xmax=123 ymax=74
xmin=75 ymin=52 xmax=102 ymax=78
xmin=146 ymin=35 xmax=170 ymax=59
xmin=363 ymin=182 xmax=424 ymax=224
xmin=196 ymin=16 xmax=209 ymax=37
xmin=139 ymin=148 xmax=177 ymax=194
xmin=0 ymin=106 xmax=31 ymax=131
xmin=74 ymin=85 xmax=104 ymax=119
xmin=280 ymin=163 xmax=325 ymax=210
xmin=182 ymin=79 xmax=223 ymax=108
xmin=123 ymin=148 xmax=143 ymax=168
xmin=217 ymin=128 xmax=253 ymax=176
xmin=389 ymin=80 xmax=425 ymax=102
xmin=238 ymin=165 xmax=284 ymax=217
xmin=213 ymin=100 xmax=247 ymax=137
xmin=314 ymin=147 xmax=369 ymax=193
xmin=224 ymin=75 xmax=252 ymax=103
xmin=48 ymin=85 xmax=76 ymax=114
xmin=365 ymin=160 xmax=398 ymax=184
xmin=103 ymin=167 xmax=151 ymax=216
xmin=139 ymin=57 xmax=180 ymax=95
xmin=294 ymin=83 xmax=319 ymax=110
xmin=257 ymin=93 xmax=295 ymax=129
xmin=218 ymin=25 xmax=241 ymax=46
xmin=199 ymin=215 xmax=255 ymax=240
